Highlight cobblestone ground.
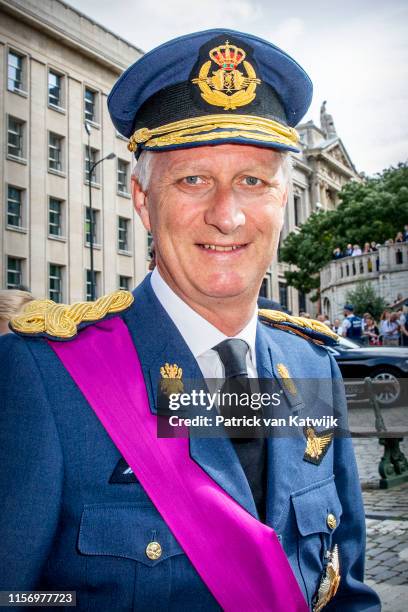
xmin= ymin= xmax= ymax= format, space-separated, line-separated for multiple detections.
xmin=350 ymin=406 xmax=408 ymax=611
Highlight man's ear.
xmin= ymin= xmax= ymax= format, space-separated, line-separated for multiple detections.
xmin=131 ymin=174 xmax=151 ymax=231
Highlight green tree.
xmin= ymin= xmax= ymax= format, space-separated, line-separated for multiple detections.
xmin=345 ymin=282 xmax=387 ymax=319
xmin=280 ymin=163 xmax=408 ymax=297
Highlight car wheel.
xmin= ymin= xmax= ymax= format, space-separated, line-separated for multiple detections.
xmin=370 ymin=368 xmax=401 ymax=406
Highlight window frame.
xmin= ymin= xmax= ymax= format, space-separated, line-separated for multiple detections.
xmin=7 ymin=115 xmax=25 ymax=160
xmin=117 ymin=216 xmax=130 ymax=252
xmin=118 ymin=275 xmax=131 ymax=291
xmin=7 ymin=49 xmax=26 ymax=94
xmin=84 ymin=145 xmax=100 ymax=185
xmin=48 ymin=263 xmax=64 ymax=303
xmin=48 ymin=69 xmax=65 ymax=110
xmin=48 ymin=131 xmax=64 ymax=174
xmin=84 ymin=86 xmax=99 ymax=125
xmin=48 ymin=197 xmax=64 ymax=237
xmin=6 ymin=185 xmax=24 ymax=228
xmin=6 ymin=256 xmax=23 ymax=289
xmin=85 ymin=269 xmax=99 ymax=301
xmin=84 ymin=206 xmax=100 ymax=246
xmin=117 ymin=159 xmax=130 ymax=195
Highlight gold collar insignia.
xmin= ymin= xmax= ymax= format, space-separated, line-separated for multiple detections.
xmin=276 ymin=363 xmax=297 ymax=396
xmin=160 ymin=363 xmax=184 ymax=395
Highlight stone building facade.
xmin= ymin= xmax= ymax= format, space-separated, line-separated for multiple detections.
xmin=0 ymin=0 xmax=143 ymax=302
xmin=265 ymin=105 xmax=360 ymax=314
xmin=0 ymin=0 xmax=360 ymax=313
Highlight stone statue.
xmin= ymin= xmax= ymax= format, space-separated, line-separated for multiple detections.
xmin=320 ymin=100 xmax=337 ymax=138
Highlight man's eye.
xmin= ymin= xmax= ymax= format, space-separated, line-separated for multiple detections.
xmin=183 ymin=176 xmax=204 ymax=185
xmin=243 ymin=176 xmax=262 ymax=186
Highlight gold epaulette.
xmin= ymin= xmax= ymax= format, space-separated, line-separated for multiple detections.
xmin=258 ymin=309 xmax=339 ymax=346
xmin=10 ymin=290 xmax=134 ymax=340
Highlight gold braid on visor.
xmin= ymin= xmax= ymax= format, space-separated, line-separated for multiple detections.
xmin=127 ymin=114 xmax=299 ymax=153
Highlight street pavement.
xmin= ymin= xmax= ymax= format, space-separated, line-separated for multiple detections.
xmin=350 ymin=406 xmax=408 ymax=611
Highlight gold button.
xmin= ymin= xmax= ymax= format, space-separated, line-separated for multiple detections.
xmin=145 ymin=541 xmax=162 ymax=560
xmin=327 ymin=513 xmax=337 ymax=530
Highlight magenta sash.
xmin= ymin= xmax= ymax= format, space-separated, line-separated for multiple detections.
xmin=49 ymin=317 xmax=308 ymax=612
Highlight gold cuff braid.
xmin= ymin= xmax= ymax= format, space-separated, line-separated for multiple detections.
xmin=128 ymin=114 xmax=299 ymax=153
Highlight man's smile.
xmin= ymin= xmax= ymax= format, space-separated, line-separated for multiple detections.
xmin=197 ymin=243 xmax=249 ymax=252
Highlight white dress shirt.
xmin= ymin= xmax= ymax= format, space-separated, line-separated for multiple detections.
xmin=150 ymin=268 xmax=258 ymax=379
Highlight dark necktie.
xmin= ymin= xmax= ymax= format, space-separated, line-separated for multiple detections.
xmin=213 ymin=339 xmax=267 ymax=522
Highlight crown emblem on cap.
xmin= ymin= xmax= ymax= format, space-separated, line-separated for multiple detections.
xmin=192 ymin=40 xmax=261 ymax=110
xmin=209 ymin=41 xmax=246 ymax=70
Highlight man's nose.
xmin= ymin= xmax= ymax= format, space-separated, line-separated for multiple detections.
xmin=204 ymin=186 xmax=245 ymax=234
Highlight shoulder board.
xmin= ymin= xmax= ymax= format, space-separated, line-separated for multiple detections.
xmin=10 ymin=290 xmax=134 ymax=341
xmin=258 ymin=309 xmax=339 ymax=346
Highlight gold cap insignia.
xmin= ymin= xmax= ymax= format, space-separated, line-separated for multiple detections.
xmin=313 ymin=545 xmax=341 ymax=612
xmin=276 ymin=363 xmax=297 ymax=396
xmin=303 ymin=427 xmax=333 ymax=465
xmin=160 ymin=362 xmax=184 ymax=395
xmin=192 ymin=40 xmax=261 ymax=110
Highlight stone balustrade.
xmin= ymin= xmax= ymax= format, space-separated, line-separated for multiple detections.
xmin=320 ymin=243 xmax=408 ymax=292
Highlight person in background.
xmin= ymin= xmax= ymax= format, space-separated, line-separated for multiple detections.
xmin=344 ymin=243 xmax=353 ymax=257
xmin=332 ymin=318 xmax=342 ymax=335
xmin=332 ymin=246 xmax=343 ymax=259
xmin=370 ymin=241 xmax=378 ymax=252
xmin=352 ymin=244 xmax=362 ymax=256
xmin=342 ymin=304 xmax=363 ymax=343
xmin=362 ymin=315 xmax=380 ymax=346
xmin=0 ymin=289 xmax=34 ymax=335
xmin=363 ymin=242 xmax=371 ymax=254
xmin=379 ymin=310 xmax=400 ymax=346
xmin=403 ymin=225 xmax=408 ymax=242
xmin=395 ymin=231 xmax=404 ymax=243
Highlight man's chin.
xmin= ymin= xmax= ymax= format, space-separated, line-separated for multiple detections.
xmin=195 ymin=278 xmax=255 ymax=302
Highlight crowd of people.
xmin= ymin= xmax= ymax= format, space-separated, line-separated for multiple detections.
xmin=304 ymin=304 xmax=408 ymax=347
xmin=332 ymin=225 xmax=408 ymax=260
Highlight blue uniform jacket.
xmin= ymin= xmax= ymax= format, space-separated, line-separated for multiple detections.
xmin=0 ymin=276 xmax=380 ymax=611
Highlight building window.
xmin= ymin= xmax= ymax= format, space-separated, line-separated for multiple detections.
xmin=259 ymin=277 xmax=268 ymax=298
xmin=84 ymin=87 xmax=97 ymax=123
xmin=117 ymin=159 xmax=129 ymax=194
xmin=86 ymin=269 xmax=99 ymax=301
xmin=85 ymin=207 xmax=99 ymax=245
xmin=49 ymin=197 xmax=63 ymax=236
xmin=7 ymin=257 xmax=23 ymax=289
xmin=8 ymin=50 xmax=24 ymax=92
xmin=49 ymin=264 xmax=63 ymax=303
xmin=118 ymin=275 xmax=131 ymax=290
xmin=85 ymin=146 xmax=99 ymax=183
xmin=7 ymin=116 xmax=25 ymax=159
xmin=279 ymin=282 xmax=288 ymax=311
xmin=294 ymin=193 xmax=302 ymax=227
xmin=48 ymin=70 xmax=63 ymax=107
xmin=147 ymin=231 xmax=154 ymax=260
xmin=7 ymin=186 xmax=23 ymax=228
xmin=48 ymin=132 xmax=64 ymax=172
xmin=118 ymin=216 xmax=129 ymax=251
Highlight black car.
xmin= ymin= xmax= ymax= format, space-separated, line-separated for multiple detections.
xmin=329 ymin=337 xmax=408 ymax=406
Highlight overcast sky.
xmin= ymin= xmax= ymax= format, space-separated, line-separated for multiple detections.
xmin=66 ymin=0 xmax=407 ymax=176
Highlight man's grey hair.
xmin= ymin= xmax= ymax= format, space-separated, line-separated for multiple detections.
xmin=132 ymin=148 xmax=292 ymax=192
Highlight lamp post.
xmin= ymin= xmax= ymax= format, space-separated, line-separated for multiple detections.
xmin=85 ymin=122 xmax=115 ymax=300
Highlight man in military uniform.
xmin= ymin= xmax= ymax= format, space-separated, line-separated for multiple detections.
xmin=0 ymin=29 xmax=380 ymax=611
